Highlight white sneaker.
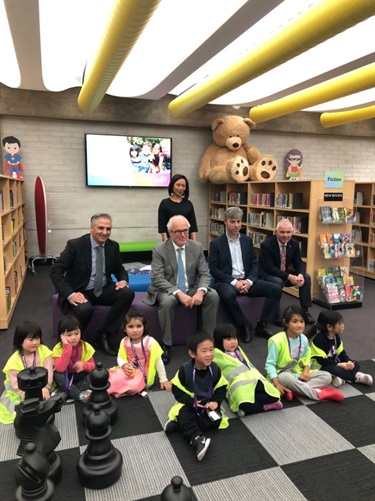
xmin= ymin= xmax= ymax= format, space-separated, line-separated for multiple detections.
xmin=237 ymin=409 xmax=246 ymax=417
xmin=355 ymin=372 xmax=373 ymax=386
xmin=332 ymin=376 xmax=346 ymax=387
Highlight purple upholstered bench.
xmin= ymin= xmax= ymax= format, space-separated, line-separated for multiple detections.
xmin=52 ymin=292 xmax=198 ymax=347
xmin=216 ymin=296 xmax=265 ymax=328
xmin=52 ymin=293 xmax=266 ymax=347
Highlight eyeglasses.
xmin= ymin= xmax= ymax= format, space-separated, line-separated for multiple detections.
xmin=170 ymin=229 xmax=189 ymax=235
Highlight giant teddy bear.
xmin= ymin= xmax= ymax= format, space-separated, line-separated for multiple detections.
xmin=199 ymin=115 xmax=278 ymax=184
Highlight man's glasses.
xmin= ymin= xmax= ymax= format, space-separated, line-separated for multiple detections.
xmin=170 ymin=229 xmax=189 ymax=235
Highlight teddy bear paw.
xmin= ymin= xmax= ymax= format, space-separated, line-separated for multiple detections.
xmin=249 ymin=155 xmax=278 ymax=181
xmin=226 ymin=156 xmax=250 ymax=182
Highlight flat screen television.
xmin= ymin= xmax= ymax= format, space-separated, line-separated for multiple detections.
xmin=85 ymin=133 xmax=172 ymax=187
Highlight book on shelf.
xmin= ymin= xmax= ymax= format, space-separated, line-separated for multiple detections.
xmin=5 ymin=286 xmax=11 ymax=312
xmin=209 ymin=222 xmax=225 ymax=236
xmin=210 ymin=206 xmax=225 ymax=219
xmin=319 ymin=233 xmax=358 ymax=259
xmin=0 ymin=189 xmax=3 ymax=212
xmin=14 ymin=270 xmax=18 ymax=293
xmin=211 ymin=191 xmax=226 ymax=203
xmin=249 ymin=192 xmax=274 ymax=207
xmin=367 ymin=258 xmax=375 ymax=272
xmin=290 ymin=192 xmax=304 ymax=209
xmin=9 ymin=190 xmax=14 ymax=208
xmin=320 ymin=206 xmax=333 ymax=223
xmin=276 ymin=215 xmax=307 ymax=234
xmin=248 ymin=231 xmax=268 ymax=246
xmin=325 ymin=284 xmax=340 ymax=303
xmin=355 ymin=191 xmax=364 ymax=205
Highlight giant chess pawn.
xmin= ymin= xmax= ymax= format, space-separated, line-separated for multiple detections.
xmin=81 ymin=361 xmax=118 ymax=425
xmin=77 ymin=404 xmax=123 ymax=489
xmin=15 ymin=442 xmax=55 ymax=501
xmin=161 ymin=476 xmax=193 ymax=501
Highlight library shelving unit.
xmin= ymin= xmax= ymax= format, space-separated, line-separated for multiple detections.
xmin=208 ymin=179 xmax=361 ymax=303
xmin=0 ymin=174 xmax=27 ymax=329
xmin=314 ymin=190 xmax=364 ymax=310
xmin=352 ymin=182 xmax=375 ymax=280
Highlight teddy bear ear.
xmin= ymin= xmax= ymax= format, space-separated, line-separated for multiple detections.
xmin=243 ymin=118 xmax=256 ymax=129
xmin=211 ymin=118 xmax=224 ymax=131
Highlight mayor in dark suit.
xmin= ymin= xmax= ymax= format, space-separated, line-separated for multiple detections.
xmin=209 ymin=207 xmax=282 ymax=342
xmin=50 ymin=213 xmax=135 ymax=355
xmin=258 ymin=218 xmax=314 ymax=324
xmin=144 ymin=215 xmax=218 ymax=364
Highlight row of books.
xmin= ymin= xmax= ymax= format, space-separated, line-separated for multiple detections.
xmin=370 ymin=233 xmax=375 ymax=247
xmin=209 ymin=207 xmax=225 ymax=219
xmin=275 ymin=215 xmax=308 ymax=234
xmin=319 ymin=206 xmax=358 ymax=224
xmin=370 ymin=212 xmax=375 ymax=227
xmin=211 ymin=191 xmax=226 ymax=203
xmin=319 ymin=233 xmax=359 ymax=259
xmin=209 ymin=222 xmax=225 ymax=236
xmin=368 ymin=259 xmax=375 ymax=272
xmin=248 ymin=231 xmax=268 ymax=246
xmin=227 ymin=191 xmax=247 ymax=205
xmin=248 ymin=211 xmax=274 ymax=228
xmin=249 ymin=192 xmax=274 ymax=207
xmin=317 ymin=266 xmax=363 ymax=303
xmin=275 ymin=192 xmax=304 ymax=209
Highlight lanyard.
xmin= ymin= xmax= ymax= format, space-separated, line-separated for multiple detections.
xmin=192 ymin=365 xmax=213 ymax=415
xmin=225 ymin=348 xmax=250 ymax=368
xmin=65 ymin=346 xmax=79 ymax=391
xmin=286 ymin=332 xmax=302 ymax=360
xmin=327 ymin=335 xmax=340 ymax=362
xmin=130 ymin=338 xmax=148 ymax=383
xmin=21 ymin=351 xmax=36 ymax=369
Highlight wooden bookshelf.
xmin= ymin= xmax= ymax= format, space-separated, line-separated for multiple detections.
xmin=352 ymin=182 xmax=375 ymax=280
xmin=208 ymin=180 xmax=362 ymax=302
xmin=0 ymin=175 xmax=27 ymax=329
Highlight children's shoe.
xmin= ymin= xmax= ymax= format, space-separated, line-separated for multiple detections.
xmin=315 ymin=387 xmax=344 ymax=402
xmin=284 ymin=391 xmax=294 ymax=402
xmin=263 ymin=401 xmax=283 ymax=412
xmin=190 ymin=435 xmax=211 ymax=461
xmin=79 ymin=390 xmax=92 ymax=403
xmin=164 ymin=419 xmax=179 ymax=434
xmin=332 ymin=376 xmax=346 ymax=387
xmin=50 ymin=388 xmax=67 ymax=402
xmin=355 ymin=372 xmax=373 ymax=386
xmin=237 ymin=409 xmax=246 ymax=417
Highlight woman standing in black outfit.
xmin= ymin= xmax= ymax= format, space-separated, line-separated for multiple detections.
xmin=158 ymin=174 xmax=198 ymax=241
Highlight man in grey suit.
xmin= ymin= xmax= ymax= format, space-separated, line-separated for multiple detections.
xmin=144 ymin=215 xmax=219 ymax=364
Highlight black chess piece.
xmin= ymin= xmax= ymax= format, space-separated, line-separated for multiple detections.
xmin=15 ymin=442 xmax=55 ymax=501
xmin=14 ymin=366 xmax=55 ymax=438
xmin=81 ymin=361 xmax=118 ymax=425
xmin=14 ymin=367 xmax=63 ymax=484
xmin=161 ymin=476 xmax=193 ymax=501
xmin=77 ymin=404 xmax=123 ymax=489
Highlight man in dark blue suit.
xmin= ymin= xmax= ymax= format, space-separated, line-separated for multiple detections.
xmin=209 ymin=207 xmax=282 ymax=342
xmin=50 ymin=213 xmax=135 ymax=355
xmin=258 ymin=218 xmax=314 ymax=325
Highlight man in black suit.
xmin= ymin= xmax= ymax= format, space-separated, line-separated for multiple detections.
xmin=258 ymin=218 xmax=314 ymax=324
xmin=209 ymin=207 xmax=282 ymax=342
xmin=50 ymin=213 xmax=134 ymax=355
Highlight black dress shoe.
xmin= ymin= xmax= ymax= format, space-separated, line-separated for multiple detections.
xmin=97 ymin=334 xmax=117 ymax=356
xmin=255 ymin=321 xmax=274 ymax=339
xmin=305 ymin=311 xmax=315 ymax=325
xmin=162 ymin=344 xmax=171 ymax=365
xmin=240 ymin=323 xmax=253 ymax=343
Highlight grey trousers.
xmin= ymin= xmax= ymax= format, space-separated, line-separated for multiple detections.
xmin=278 ymin=370 xmax=332 ymax=400
xmin=156 ymin=288 xmax=219 ymax=346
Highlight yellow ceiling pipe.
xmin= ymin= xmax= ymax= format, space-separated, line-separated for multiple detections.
xmin=249 ymin=63 xmax=375 ymax=123
xmin=168 ymin=0 xmax=375 ymax=118
xmin=78 ymin=0 xmax=160 ymax=112
xmin=320 ymin=104 xmax=375 ymax=127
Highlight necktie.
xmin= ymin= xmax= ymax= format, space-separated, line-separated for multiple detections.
xmin=280 ymin=244 xmax=286 ymax=272
xmin=177 ymin=248 xmax=186 ymax=292
xmin=94 ymin=245 xmax=104 ymax=297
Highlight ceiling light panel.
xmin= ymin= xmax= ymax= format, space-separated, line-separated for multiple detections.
xmin=0 ymin=0 xmax=20 ymax=88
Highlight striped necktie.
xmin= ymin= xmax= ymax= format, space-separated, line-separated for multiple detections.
xmin=280 ymin=244 xmax=286 ymax=272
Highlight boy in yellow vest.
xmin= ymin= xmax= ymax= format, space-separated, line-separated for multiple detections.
xmin=164 ymin=331 xmax=228 ymax=461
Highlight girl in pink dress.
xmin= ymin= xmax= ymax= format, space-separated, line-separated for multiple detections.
xmin=108 ymin=309 xmax=171 ymax=397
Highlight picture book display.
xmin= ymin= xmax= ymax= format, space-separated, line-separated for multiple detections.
xmin=317 ymin=266 xmax=363 ymax=304
xmin=319 ymin=232 xmax=359 ymax=259
xmin=319 ymin=206 xmax=358 ymax=224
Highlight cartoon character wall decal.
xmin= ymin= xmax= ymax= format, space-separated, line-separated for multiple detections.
xmin=2 ymin=136 xmax=24 ymax=179
xmin=285 ymin=149 xmax=303 ymax=181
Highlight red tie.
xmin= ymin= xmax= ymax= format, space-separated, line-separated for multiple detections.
xmin=280 ymin=244 xmax=286 ymax=272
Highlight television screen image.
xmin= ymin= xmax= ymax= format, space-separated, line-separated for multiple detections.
xmin=85 ymin=134 xmax=172 ymax=188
